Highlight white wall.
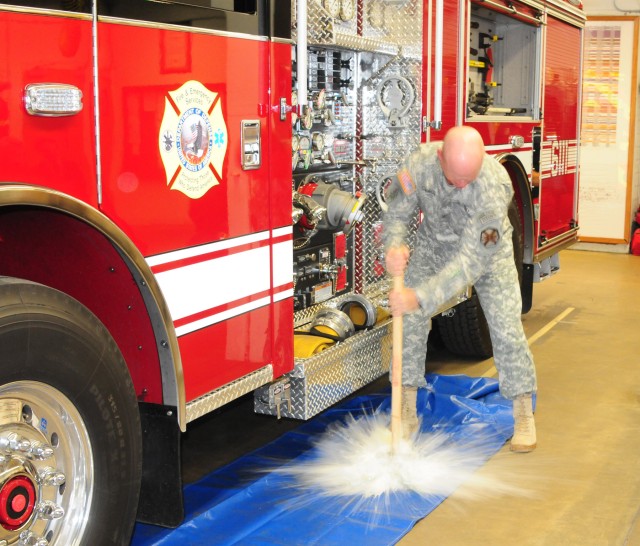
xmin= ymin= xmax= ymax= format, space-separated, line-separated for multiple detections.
xmin=582 ymin=1 xmax=640 ymax=239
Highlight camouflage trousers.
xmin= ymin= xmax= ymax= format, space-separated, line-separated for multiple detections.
xmin=392 ymin=254 xmax=537 ymax=400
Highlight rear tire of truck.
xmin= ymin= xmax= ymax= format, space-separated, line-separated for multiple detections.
xmin=0 ymin=277 xmax=142 ymax=545
xmin=435 ymin=199 xmax=524 ymax=359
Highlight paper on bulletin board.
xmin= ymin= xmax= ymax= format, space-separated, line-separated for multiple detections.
xmin=578 ymin=18 xmax=637 ymax=242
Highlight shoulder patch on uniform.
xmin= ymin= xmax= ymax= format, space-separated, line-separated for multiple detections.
xmin=397 ymin=168 xmax=416 ymax=196
xmin=475 ymin=210 xmax=503 ymax=252
xmin=480 ymin=227 xmax=501 ymax=248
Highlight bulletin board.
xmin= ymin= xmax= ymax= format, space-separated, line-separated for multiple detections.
xmin=578 ymin=17 xmax=638 ymax=243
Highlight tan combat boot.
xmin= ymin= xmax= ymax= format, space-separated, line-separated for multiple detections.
xmin=511 ymin=393 xmax=537 ymax=452
xmin=401 ymin=386 xmax=420 ymax=439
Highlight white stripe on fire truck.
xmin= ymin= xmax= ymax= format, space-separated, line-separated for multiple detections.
xmin=271 ymin=226 xmax=293 ymax=293
xmin=155 ymin=245 xmax=271 ymax=324
xmin=174 ymin=295 xmax=272 ymax=337
xmin=272 ymin=287 xmax=294 ymax=303
xmin=271 ymin=226 xmax=292 ymax=239
xmin=483 ymin=145 xmax=534 ymax=178
xmin=173 ymin=288 xmax=272 ymax=331
xmin=149 ymin=227 xmax=294 ymax=336
xmin=146 ymin=230 xmax=270 ymax=268
xmin=150 ymin=239 xmax=268 ymax=274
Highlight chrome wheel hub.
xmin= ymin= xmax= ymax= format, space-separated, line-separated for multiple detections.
xmin=0 ymin=383 xmax=93 ymax=546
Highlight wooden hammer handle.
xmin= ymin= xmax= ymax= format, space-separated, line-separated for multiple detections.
xmin=390 ymin=275 xmax=403 ymax=452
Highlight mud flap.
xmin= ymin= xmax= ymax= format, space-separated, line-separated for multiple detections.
xmin=521 ymin=263 xmax=534 ymax=314
xmin=136 ymin=403 xmax=184 ymax=528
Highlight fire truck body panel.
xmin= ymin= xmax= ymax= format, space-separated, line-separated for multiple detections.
xmin=94 ymin=11 xmax=294 ymax=403
xmin=0 ymin=3 xmax=296 ymax=405
xmin=0 ymin=10 xmax=96 ymax=203
xmin=268 ymin=38 xmax=295 ymax=385
xmin=97 ymin=23 xmax=272 ymax=254
xmin=538 ymin=14 xmax=582 ymax=251
xmin=419 ymin=0 xmax=582 ymax=339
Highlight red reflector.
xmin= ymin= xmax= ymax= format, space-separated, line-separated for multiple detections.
xmin=334 ymin=232 xmax=346 ymax=259
xmin=335 ymin=265 xmax=347 ymax=291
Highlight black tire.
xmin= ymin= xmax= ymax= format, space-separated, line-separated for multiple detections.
xmin=0 ymin=277 xmax=142 ymax=545
xmin=435 ymin=199 xmax=524 ymax=359
xmin=437 ymin=292 xmax=493 ymax=358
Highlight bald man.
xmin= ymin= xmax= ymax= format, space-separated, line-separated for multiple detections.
xmin=384 ymin=126 xmax=537 ymax=452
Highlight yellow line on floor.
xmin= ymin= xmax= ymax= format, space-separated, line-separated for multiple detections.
xmin=480 ymin=306 xmax=576 ymax=378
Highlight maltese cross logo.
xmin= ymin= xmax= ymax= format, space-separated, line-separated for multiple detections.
xmin=158 ymin=80 xmax=228 ymax=199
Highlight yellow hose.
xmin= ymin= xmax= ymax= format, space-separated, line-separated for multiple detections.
xmin=294 ymin=334 xmax=335 ymax=358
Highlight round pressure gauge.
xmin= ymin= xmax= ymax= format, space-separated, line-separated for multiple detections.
xmin=339 ymin=0 xmax=356 ymax=21
xmin=368 ymin=2 xmax=386 ymax=30
xmin=301 ymin=105 xmax=314 ymax=130
xmin=292 ymin=134 xmax=300 ymax=152
xmin=298 ymin=135 xmax=311 ymax=152
xmin=311 ymin=132 xmax=325 ymax=151
xmin=323 ymin=0 xmax=341 ymax=18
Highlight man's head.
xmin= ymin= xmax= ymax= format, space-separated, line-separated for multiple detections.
xmin=437 ymin=126 xmax=485 ymax=188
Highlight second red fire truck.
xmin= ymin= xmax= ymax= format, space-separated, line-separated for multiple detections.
xmin=0 ymin=0 xmax=584 ymax=543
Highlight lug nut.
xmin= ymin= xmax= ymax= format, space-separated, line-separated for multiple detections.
xmin=18 ymin=530 xmax=49 ymax=546
xmin=29 ymin=442 xmax=54 ymax=460
xmin=38 ymin=468 xmax=65 ymax=487
xmin=35 ymin=500 xmax=64 ymax=520
xmin=0 ymin=434 xmax=31 ymax=453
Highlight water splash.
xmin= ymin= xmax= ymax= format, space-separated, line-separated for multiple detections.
xmin=277 ymin=410 xmax=529 ymax=501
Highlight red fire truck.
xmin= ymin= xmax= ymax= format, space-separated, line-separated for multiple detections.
xmin=0 ymin=0 xmax=583 ymax=544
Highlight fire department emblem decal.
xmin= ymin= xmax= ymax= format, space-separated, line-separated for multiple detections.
xmin=159 ymin=80 xmax=227 ymax=199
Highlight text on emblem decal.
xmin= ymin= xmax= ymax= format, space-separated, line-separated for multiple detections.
xmin=158 ymin=80 xmax=228 ymax=199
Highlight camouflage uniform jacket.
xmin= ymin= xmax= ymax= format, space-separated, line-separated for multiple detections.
xmin=383 ymin=142 xmax=515 ymax=316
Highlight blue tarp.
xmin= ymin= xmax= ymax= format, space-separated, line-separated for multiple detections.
xmin=131 ymin=374 xmax=516 ymax=546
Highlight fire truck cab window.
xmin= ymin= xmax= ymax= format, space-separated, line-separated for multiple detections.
xmin=168 ymin=0 xmax=256 ymax=12
xmin=0 ymin=0 xmax=257 ymax=18
xmin=467 ymin=2 xmax=541 ymax=120
xmin=0 ymin=1 xmax=90 ymax=12
xmin=98 ymin=0 xmax=262 ymax=35
xmin=143 ymin=0 xmax=256 ymax=13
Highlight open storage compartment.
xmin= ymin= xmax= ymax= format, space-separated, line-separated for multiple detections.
xmin=467 ymin=0 xmax=543 ymax=120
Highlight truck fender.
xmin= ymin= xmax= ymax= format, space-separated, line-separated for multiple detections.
xmin=496 ymin=153 xmax=535 ymax=313
xmin=0 ymin=184 xmax=186 ymax=427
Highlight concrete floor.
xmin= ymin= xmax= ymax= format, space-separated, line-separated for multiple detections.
xmin=180 ymin=249 xmax=640 ymax=545
xmin=401 ymin=249 xmax=640 ymax=545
